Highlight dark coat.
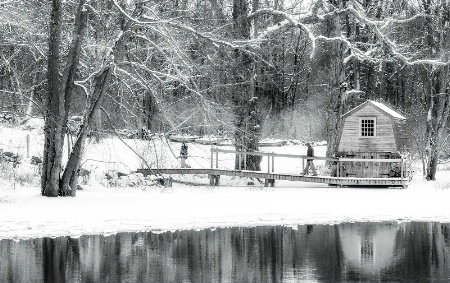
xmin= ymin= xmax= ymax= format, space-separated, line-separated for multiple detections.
xmin=307 ymin=146 xmax=314 ymax=161
xmin=180 ymin=143 xmax=188 ymax=159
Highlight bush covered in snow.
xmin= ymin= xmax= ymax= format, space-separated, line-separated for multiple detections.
xmin=20 ymin=117 xmax=44 ymax=131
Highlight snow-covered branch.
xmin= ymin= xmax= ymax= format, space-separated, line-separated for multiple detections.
xmin=0 ymin=1 xmax=17 ymax=5
xmin=250 ymin=2 xmax=449 ymax=66
xmin=111 ymin=0 xmax=242 ymax=50
xmin=340 ymin=6 xmax=448 ymax=66
xmin=117 ymin=61 xmax=186 ymax=83
xmin=249 ymin=10 xmax=317 ymax=58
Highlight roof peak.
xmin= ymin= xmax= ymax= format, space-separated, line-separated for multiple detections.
xmin=367 ymin=100 xmax=406 ymax=119
xmin=342 ymin=100 xmax=406 ymax=120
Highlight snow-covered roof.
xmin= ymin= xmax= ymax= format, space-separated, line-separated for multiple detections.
xmin=368 ymin=100 xmax=406 ymax=119
xmin=342 ymin=100 xmax=406 ymax=120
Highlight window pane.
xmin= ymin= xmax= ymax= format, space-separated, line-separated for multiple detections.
xmin=361 ymin=119 xmax=375 ymax=137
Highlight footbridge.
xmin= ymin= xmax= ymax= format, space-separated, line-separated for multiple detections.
xmin=137 ymin=148 xmax=410 ymax=188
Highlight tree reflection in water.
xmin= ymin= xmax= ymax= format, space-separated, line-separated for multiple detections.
xmin=1 ymin=222 xmax=450 ymax=282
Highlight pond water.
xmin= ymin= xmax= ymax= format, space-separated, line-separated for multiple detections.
xmin=1 ymin=222 xmax=450 ymax=282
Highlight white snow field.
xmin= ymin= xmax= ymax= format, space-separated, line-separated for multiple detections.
xmin=0 ymin=121 xmax=450 ymax=240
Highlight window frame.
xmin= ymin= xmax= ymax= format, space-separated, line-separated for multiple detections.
xmin=359 ymin=117 xmax=377 ymax=138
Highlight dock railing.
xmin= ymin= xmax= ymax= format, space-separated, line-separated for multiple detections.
xmin=210 ymin=147 xmax=337 ymax=174
xmin=210 ymin=148 xmax=407 ymax=178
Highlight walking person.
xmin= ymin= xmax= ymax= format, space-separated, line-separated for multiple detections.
xmin=303 ymin=143 xmax=317 ymax=176
xmin=180 ymin=142 xmax=190 ymax=168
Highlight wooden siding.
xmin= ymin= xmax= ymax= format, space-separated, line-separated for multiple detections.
xmin=338 ymin=104 xmax=397 ymax=152
xmin=393 ymin=117 xmax=409 ymax=151
xmin=337 ymin=152 xmax=401 ymax=178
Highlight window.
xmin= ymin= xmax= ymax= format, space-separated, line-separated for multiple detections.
xmin=360 ymin=118 xmax=376 ymax=137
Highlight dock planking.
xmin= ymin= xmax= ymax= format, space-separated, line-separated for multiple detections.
xmin=136 ymin=168 xmax=409 ymax=188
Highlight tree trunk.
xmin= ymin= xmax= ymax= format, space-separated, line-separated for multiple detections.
xmin=424 ymin=1 xmax=450 ymax=181
xmin=41 ymin=0 xmax=89 ymax=196
xmin=143 ymin=91 xmax=157 ymax=131
xmin=425 ymin=65 xmax=450 ymax=180
xmin=325 ymin=1 xmax=346 ymax=160
xmin=232 ymin=0 xmax=261 ymax=170
xmin=61 ymin=66 xmax=112 ymax=196
xmin=42 ymin=0 xmax=64 ymax=197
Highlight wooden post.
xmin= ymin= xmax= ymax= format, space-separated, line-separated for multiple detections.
xmin=163 ymin=177 xmax=173 ymax=187
xmin=26 ymin=134 xmax=30 ymax=158
xmin=271 ymin=154 xmax=274 ymax=172
xmin=267 ymin=154 xmax=270 ymax=173
xmin=244 ymin=153 xmax=247 ymax=170
xmin=337 ymin=161 xmax=340 ymax=177
xmin=215 ymin=149 xmax=219 ymax=168
xmin=238 ymin=152 xmax=242 ymax=171
xmin=210 ymin=148 xmax=214 ymax=168
xmin=302 ymin=158 xmax=304 ymax=175
xmin=400 ymin=158 xmax=404 ymax=179
xmin=215 ymin=175 xmax=220 ymax=186
xmin=209 ymin=174 xmax=220 ymax=186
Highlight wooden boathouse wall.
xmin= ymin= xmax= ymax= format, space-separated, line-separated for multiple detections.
xmin=337 ymin=101 xmax=406 ymax=153
xmin=337 ymin=152 xmax=403 ymax=178
xmin=335 ymin=100 xmax=408 ymax=179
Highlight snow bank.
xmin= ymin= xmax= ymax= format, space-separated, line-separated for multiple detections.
xmin=1 ymin=125 xmax=450 ymax=240
xmin=1 ymin=173 xmax=450 ymax=240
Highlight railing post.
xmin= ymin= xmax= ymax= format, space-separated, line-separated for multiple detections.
xmin=238 ymin=152 xmax=242 ymax=171
xmin=216 ymin=148 xmax=219 ymax=168
xmin=26 ymin=134 xmax=30 ymax=158
xmin=244 ymin=152 xmax=247 ymax=170
xmin=267 ymin=154 xmax=270 ymax=173
xmin=210 ymin=148 xmax=214 ymax=169
xmin=400 ymin=158 xmax=404 ymax=179
xmin=302 ymin=158 xmax=304 ymax=175
xmin=271 ymin=153 xmax=275 ymax=172
xmin=337 ymin=161 xmax=340 ymax=177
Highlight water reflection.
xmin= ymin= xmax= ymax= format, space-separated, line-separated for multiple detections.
xmin=338 ymin=223 xmax=401 ymax=281
xmin=1 ymin=222 xmax=450 ymax=282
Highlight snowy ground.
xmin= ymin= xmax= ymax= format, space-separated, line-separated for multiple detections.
xmin=1 ymin=121 xmax=450 ymax=240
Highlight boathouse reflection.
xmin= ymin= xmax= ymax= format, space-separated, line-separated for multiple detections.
xmin=337 ymin=223 xmax=402 ymax=280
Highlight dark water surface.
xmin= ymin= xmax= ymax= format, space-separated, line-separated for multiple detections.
xmin=1 ymin=222 xmax=450 ymax=282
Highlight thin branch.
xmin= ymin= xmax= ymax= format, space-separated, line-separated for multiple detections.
xmin=101 ymin=106 xmax=154 ymax=170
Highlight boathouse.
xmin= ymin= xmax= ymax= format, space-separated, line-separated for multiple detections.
xmin=335 ymin=100 xmax=408 ymax=178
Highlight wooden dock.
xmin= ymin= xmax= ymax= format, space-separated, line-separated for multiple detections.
xmin=136 ymin=168 xmax=410 ymax=188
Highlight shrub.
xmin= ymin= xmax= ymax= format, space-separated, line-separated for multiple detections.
xmin=434 ymin=178 xmax=450 ymax=190
xmin=0 ymin=163 xmax=40 ymax=187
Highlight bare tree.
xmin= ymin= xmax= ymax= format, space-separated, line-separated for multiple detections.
xmin=41 ymin=0 xmax=87 ymax=196
xmin=420 ymin=0 xmax=450 ymax=180
xmin=42 ymin=1 xmax=148 ymax=196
